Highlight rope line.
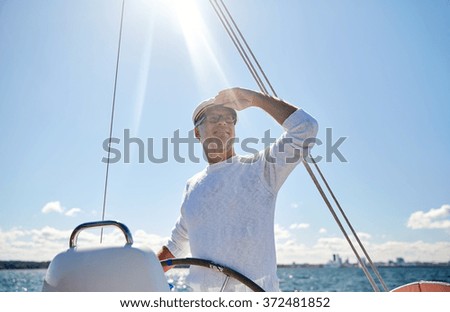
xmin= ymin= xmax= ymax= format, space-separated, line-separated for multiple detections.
xmin=101 ymin=0 xmax=126 ymax=243
xmin=310 ymin=157 xmax=389 ymax=291
xmin=217 ymin=0 xmax=278 ymax=97
xmin=302 ymin=159 xmax=380 ymax=291
xmin=209 ymin=0 xmax=268 ymax=94
xmin=210 ymin=0 xmax=388 ymax=291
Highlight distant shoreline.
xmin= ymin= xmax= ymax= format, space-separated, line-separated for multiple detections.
xmin=0 ymin=261 xmax=50 ymax=270
xmin=1 ymin=260 xmax=449 ymax=270
xmin=277 ymin=262 xmax=450 ymax=268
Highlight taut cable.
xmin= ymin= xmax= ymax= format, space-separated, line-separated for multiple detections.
xmin=101 ymin=0 xmax=126 ymax=243
xmin=209 ymin=0 xmax=268 ymax=94
xmin=310 ymin=156 xmax=389 ymax=291
xmin=210 ymin=0 xmax=387 ymax=291
xmin=217 ymin=0 xmax=278 ymax=98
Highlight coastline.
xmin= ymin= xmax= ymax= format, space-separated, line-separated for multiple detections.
xmin=277 ymin=262 xmax=450 ymax=268
xmin=1 ymin=260 xmax=449 ymax=270
xmin=0 ymin=261 xmax=50 ymax=270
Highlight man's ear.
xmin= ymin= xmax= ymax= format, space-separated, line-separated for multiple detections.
xmin=194 ymin=127 xmax=201 ymax=140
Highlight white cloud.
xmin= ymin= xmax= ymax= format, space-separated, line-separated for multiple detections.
xmin=407 ymin=204 xmax=450 ymax=229
xmin=0 ymin=227 xmax=71 ymax=261
xmin=276 ymin=235 xmax=450 ymax=265
xmin=274 ymin=224 xmax=291 ymax=241
xmin=289 ymin=223 xmax=310 ymax=230
xmin=41 ymin=201 xmax=83 ymax=217
xmin=133 ymin=230 xmax=169 ymax=252
xmin=355 ymin=232 xmax=371 ymax=240
xmin=274 ymin=225 xmax=450 ymax=265
xmin=366 ymin=240 xmax=450 ymax=263
xmin=41 ymin=201 xmax=64 ymax=214
xmin=65 ymin=208 xmax=81 ymax=217
xmin=0 ymin=227 xmax=168 ymax=262
xmin=315 ymin=236 xmax=351 ymax=251
xmin=1 ymin=225 xmax=449 ymax=266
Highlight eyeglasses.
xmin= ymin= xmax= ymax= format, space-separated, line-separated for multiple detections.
xmin=195 ymin=113 xmax=237 ymax=126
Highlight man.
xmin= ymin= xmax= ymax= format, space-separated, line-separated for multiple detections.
xmin=157 ymin=87 xmax=318 ymax=291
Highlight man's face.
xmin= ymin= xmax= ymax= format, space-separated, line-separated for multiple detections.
xmin=195 ymin=106 xmax=236 ymax=153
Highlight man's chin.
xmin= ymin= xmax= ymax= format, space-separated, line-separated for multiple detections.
xmin=205 ymin=135 xmax=234 ymax=145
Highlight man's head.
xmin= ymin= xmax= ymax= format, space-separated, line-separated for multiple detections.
xmin=192 ymin=97 xmax=237 ymax=125
xmin=193 ymin=97 xmax=237 ymax=161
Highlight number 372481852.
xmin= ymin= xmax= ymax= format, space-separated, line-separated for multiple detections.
xmin=262 ymin=296 xmax=331 ymax=308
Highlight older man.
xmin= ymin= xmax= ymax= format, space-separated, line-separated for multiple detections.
xmin=157 ymin=87 xmax=318 ymax=291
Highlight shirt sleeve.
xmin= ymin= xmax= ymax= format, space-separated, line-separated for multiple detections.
xmin=166 ymin=215 xmax=190 ymax=257
xmin=166 ymin=185 xmax=191 ymax=257
xmin=261 ymin=108 xmax=318 ymax=194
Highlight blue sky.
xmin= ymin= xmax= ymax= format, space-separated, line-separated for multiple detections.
xmin=0 ymin=0 xmax=449 ymax=265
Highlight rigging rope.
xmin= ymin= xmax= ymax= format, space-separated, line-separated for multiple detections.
xmin=209 ymin=0 xmax=268 ymax=94
xmin=309 ymin=157 xmax=388 ymax=291
xmin=215 ymin=0 xmax=278 ymax=98
xmin=210 ymin=0 xmax=388 ymax=291
xmin=100 ymin=0 xmax=126 ymax=243
xmin=100 ymin=0 xmax=388 ymax=292
xmin=302 ymin=159 xmax=380 ymax=291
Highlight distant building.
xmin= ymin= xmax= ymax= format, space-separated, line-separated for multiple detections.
xmin=326 ymin=254 xmax=343 ymax=268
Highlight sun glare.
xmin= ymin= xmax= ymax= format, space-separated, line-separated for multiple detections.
xmin=157 ymin=0 xmax=231 ymax=93
xmin=172 ymin=0 xmax=205 ymax=45
xmin=155 ymin=0 xmax=206 ymax=47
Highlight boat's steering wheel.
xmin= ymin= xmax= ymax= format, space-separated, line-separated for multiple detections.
xmin=160 ymin=258 xmax=265 ymax=292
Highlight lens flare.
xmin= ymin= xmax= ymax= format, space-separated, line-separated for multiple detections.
xmin=160 ymin=0 xmax=231 ymax=92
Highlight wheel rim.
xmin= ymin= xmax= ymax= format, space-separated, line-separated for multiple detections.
xmin=161 ymin=257 xmax=265 ymax=292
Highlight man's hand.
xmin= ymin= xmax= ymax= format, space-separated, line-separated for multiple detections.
xmin=215 ymin=87 xmax=262 ymax=111
xmin=157 ymin=246 xmax=175 ymax=272
xmin=216 ymin=87 xmax=298 ymax=125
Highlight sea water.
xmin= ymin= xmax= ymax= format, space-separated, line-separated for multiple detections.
xmin=1 ymin=267 xmax=449 ymax=292
xmin=0 ymin=269 xmax=48 ymax=292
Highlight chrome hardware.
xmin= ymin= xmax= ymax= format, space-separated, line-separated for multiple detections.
xmin=69 ymin=220 xmax=133 ymax=248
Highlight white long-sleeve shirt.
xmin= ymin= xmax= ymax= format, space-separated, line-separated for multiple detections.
xmin=167 ymin=109 xmax=318 ymax=291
